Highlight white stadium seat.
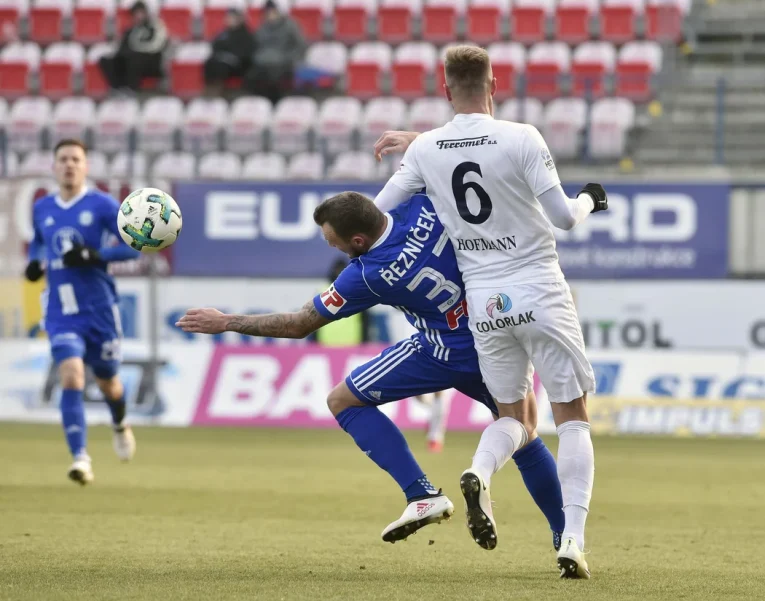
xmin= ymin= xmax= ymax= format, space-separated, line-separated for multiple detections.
xmin=360 ymin=97 xmax=407 ymax=149
xmin=293 ymin=0 xmax=334 ymax=15
xmin=198 ymin=151 xmax=242 ymax=180
xmin=242 ymin=152 xmax=287 ymax=180
xmin=19 ymin=150 xmax=52 ymax=177
xmin=328 ymin=151 xmax=377 ymax=180
xmin=543 ymin=97 xmax=588 ymax=159
xmin=514 ymin=0 xmax=554 ymax=13
xmin=109 ymin=152 xmax=148 ymax=178
xmin=8 ymin=96 xmax=51 ymax=153
xmin=226 ymin=96 xmax=272 ymax=154
xmin=380 ymin=0 xmax=422 ymax=14
xmin=589 ymin=97 xmax=636 ymax=159
xmin=408 ymin=97 xmax=452 ymax=133
xmin=42 ymin=41 xmax=85 ymax=70
xmin=0 ymin=151 xmax=20 ymax=177
xmin=602 ymin=0 xmax=644 ymax=11
xmin=619 ymin=40 xmax=663 ymax=72
xmin=393 ymin=41 xmax=438 ymax=71
xmin=173 ymin=41 xmax=211 ymax=63
xmin=163 ymin=0 xmax=203 ymax=14
xmin=139 ymin=96 xmax=184 ymax=154
xmin=51 ymin=97 xmax=95 ymax=143
xmin=528 ymin=41 xmax=572 ymax=71
xmin=558 ymin=0 xmax=598 ymax=9
xmin=497 ymin=98 xmax=544 ymax=127
xmin=487 ymin=42 xmax=527 ymax=71
xmin=86 ymin=42 xmax=115 ymax=63
xmin=335 ymin=0 xmax=376 ymax=10
xmin=317 ymin=96 xmax=362 ymax=154
xmin=306 ymin=42 xmax=348 ymax=75
xmin=0 ymin=41 xmax=42 ymax=70
xmin=349 ymin=41 xmax=393 ymax=70
xmin=76 ymin=0 xmax=116 ymax=14
xmin=0 ymin=98 xmax=8 ymax=125
xmin=287 ymin=152 xmax=324 ymax=180
xmin=151 ymin=151 xmax=196 ymax=180
xmin=0 ymin=0 xmax=30 ymax=16
xmin=93 ymin=97 xmax=139 ymax=153
xmin=182 ymin=97 xmax=227 ymax=152
xmin=32 ymin=0 xmax=73 ymax=14
xmin=573 ymin=41 xmax=617 ymax=71
xmin=271 ymin=96 xmax=318 ymax=155
xmin=85 ymin=149 xmax=108 ymax=180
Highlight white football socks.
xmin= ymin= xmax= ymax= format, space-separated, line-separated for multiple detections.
xmin=557 ymin=420 xmax=595 ymax=550
xmin=471 ymin=416 xmax=528 ymax=485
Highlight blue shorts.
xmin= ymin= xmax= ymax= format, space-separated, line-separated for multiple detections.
xmin=347 ymin=338 xmax=498 ymax=415
xmin=46 ymin=305 xmax=122 ymax=379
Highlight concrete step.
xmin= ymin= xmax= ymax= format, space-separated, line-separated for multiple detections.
xmin=634 ymin=146 xmax=765 ymax=165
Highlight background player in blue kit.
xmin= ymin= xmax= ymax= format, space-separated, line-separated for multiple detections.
xmin=178 ymin=192 xmax=565 ymax=547
xmin=24 ymin=139 xmax=141 ymax=485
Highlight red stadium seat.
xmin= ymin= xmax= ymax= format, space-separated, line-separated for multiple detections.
xmin=202 ymin=6 xmax=226 ymax=39
xmin=72 ymin=7 xmax=107 ymax=43
xmin=116 ymin=7 xmax=131 ymax=34
xmin=599 ymin=5 xmax=636 ymax=43
xmin=84 ymin=43 xmax=113 ymax=98
xmin=555 ymin=6 xmax=590 ymax=44
xmin=0 ymin=63 xmax=29 ymax=98
xmin=170 ymin=42 xmax=210 ymax=98
xmin=646 ymin=4 xmax=683 ymax=42
xmin=377 ymin=6 xmax=412 ymax=43
xmin=526 ymin=42 xmax=570 ymax=99
xmin=571 ymin=42 xmax=615 ymax=99
xmin=40 ymin=43 xmax=84 ymax=98
xmin=511 ymin=6 xmax=546 ymax=44
xmin=246 ymin=6 xmax=263 ymax=29
xmin=160 ymin=6 xmax=194 ymax=40
xmin=487 ymin=43 xmax=525 ymax=100
xmin=422 ymin=5 xmax=457 ymax=43
xmin=466 ymin=6 xmax=501 ymax=44
xmin=0 ymin=8 xmax=20 ymax=36
xmin=615 ymin=62 xmax=651 ymax=101
xmin=333 ymin=7 xmax=368 ymax=43
xmin=290 ymin=6 xmax=324 ymax=41
xmin=29 ymin=7 xmax=63 ymax=43
xmin=391 ymin=42 xmax=436 ymax=99
xmin=346 ymin=42 xmax=391 ymax=98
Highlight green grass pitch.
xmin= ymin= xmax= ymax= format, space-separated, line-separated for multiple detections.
xmin=1 ymin=424 xmax=763 ymax=601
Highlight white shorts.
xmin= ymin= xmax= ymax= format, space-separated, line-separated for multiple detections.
xmin=466 ymin=280 xmax=595 ymax=404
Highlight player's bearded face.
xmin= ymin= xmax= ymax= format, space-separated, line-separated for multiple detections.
xmin=54 ymin=146 xmax=88 ymax=192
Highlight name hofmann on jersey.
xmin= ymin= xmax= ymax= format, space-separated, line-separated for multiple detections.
xmin=379 ymin=204 xmax=439 ymax=286
xmin=457 ymin=236 xmax=517 ymax=252
xmin=435 ymin=135 xmax=497 ymax=150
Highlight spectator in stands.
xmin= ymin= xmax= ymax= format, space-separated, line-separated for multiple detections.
xmin=203 ymin=8 xmax=255 ymax=94
xmin=244 ymin=0 xmax=306 ymax=102
xmin=98 ymin=1 xmax=168 ymax=93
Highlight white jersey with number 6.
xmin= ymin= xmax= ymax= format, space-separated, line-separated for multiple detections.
xmin=387 ymin=114 xmax=564 ymax=288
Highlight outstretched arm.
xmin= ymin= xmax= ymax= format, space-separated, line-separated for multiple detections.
xmin=176 ymin=300 xmax=331 ymax=339
xmin=373 ymin=130 xmax=421 ymax=161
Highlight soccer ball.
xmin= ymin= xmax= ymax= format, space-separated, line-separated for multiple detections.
xmin=117 ymin=188 xmax=183 ymax=253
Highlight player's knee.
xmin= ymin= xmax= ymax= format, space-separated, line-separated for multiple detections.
xmin=496 ymin=400 xmax=536 ymax=445
xmin=96 ymin=376 xmax=123 ymax=401
xmin=59 ymin=358 xmax=85 ymax=389
xmin=327 ymin=383 xmax=363 ymax=417
xmin=551 ymin=395 xmax=589 ymax=427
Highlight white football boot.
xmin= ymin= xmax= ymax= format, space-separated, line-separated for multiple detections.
xmin=459 ymin=468 xmax=498 ymax=550
xmin=557 ymin=536 xmax=591 ymax=579
xmin=381 ymin=494 xmax=455 ymax=543
xmin=68 ymin=454 xmax=94 ymax=486
xmin=112 ymin=425 xmax=136 ymax=462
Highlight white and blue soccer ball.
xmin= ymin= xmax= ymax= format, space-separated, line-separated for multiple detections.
xmin=117 ymin=188 xmax=183 ymax=253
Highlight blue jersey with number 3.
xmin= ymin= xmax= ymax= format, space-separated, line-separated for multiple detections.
xmin=313 ymin=194 xmax=476 ymax=368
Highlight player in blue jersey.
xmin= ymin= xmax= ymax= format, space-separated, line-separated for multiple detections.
xmin=177 ymin=192 xmax=564 ymax=547
xmin=24 ymin=139 xmax=141 ymax=485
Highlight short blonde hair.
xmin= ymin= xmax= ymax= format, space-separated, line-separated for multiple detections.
xmin=444 ymin=45 xmax=492 ymax=98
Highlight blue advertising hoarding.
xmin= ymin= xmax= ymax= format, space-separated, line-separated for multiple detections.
xmin=172 ymin=182 xmax=729 ymax=279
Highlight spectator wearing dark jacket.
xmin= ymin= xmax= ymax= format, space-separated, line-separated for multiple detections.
xmin=204 ymin=8 xmax=255 ymax=92
xmin=244 ymin=0 xmax=306 ymax=102
xmin=99 ymin=1 xmax=168 ymax=92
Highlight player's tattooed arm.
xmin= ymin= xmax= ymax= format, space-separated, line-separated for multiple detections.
xmin=176 ymin=301 xmax=331 ymax=339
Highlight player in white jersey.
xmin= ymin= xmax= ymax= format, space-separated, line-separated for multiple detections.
xmin=372 ymin=46 xmax=609 ymax=579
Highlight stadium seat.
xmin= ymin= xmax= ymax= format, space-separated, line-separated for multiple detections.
xmin=466 ymin=0 xmax=509 ymax=44
xmin=360 ymin=96 xmax=407 ymax=148
xmin=377 ymin=0 xmax=421 ymax=44
xmin=8 ymin=96 xmax=51 ymax=153
xmin=109 ymin=151 xmax=147 ymax=178
xmin=0 ymin=0 xmax=29 ymax=41
xmin=408 ymin=97 xmax=451 ymax=133
xmin=160 ymin=0 xmax=202 ymax=41
xmin=198 ymin=151 xmax=242 ymax=179
xmin=170 ymin=42 xmax=211 ymax=98
xmin=306 ymin=42 xmax=348 ymax=76
xmin=182 ymin=97 xmax=227 ymax=152
xmin=646 ymin=0 xmax=687 ymax=42
xmin=487 ymin=42 xmax=525 ymax=99
xmin=600 ymin=0 xmax=642 ymax=43
xmin=84 ymin=149 xmax=109 ymax=180
xmin=328 ymin=151 xmax=377 ymax=180
xmin=616 ymin=40 xmax=662 ymax=101
xmin=138 ymin=96 xmax=184 ymax=153
xmin=226 ymin=96 xmax=272 ymax=154
xmin=317 ymin=96 xmax=362 ymax=155
xmin=271 ymin=96 xmax=318 ymax=155
xmin=392 ymin=42 xmax=437 ymax=99
xmin=51 ymin=96 xmax=95 ymax=143
xmin=555 ymin=0 xmax=596 ymax=44
xmin=497 ymin=97 xmax=544 ymax=127
xmin=333 ymin=0 xmax=374 ymax=43
xmin=40 ymin=42 xmax=84 ymax=98
xmin=94 ymin=97 xmax=139 ymax=153
xmin=572 ymin=41 xmax=616 ymax=99
xmin=84 ymin=43 xmax=113 ymax=98
xmin=0 ymin=150 xmax=20 ymax=177
xmin=203 ymin=0 xmax=246 ymax=39
xmin=287 ymin=151 xmax=324 ymax=180
xmin=242 ymin=152 xmax=287 ymax=180
xmin=19 ymin=150 xmax=53 ymax=176
xmin=73 ymin=0 xmax=115 ymax=44
xmin=422 ymin=0 xmax=465 ymax=44
xmin=511 ymin=0 xmax=553 ymax=44
xmin=290 ymin=0 xmax=332 ymax=42
xmin=0 ymin=42 xmax=41 ymax=99
xmin=346 ymin=42 xmax=392 ymax=98
xmin=542 ymin=97 xmax=587 ymax=159
xmin=589 ymin=97 xmax=635 ymax=159
xmin=152 ymin=151 xmax=196 ymax=180
xmin=29 ymin=0 xmax=71 ymax=44
xmin=526 ymin=41 xmax=570 ymax=99
xmin=0 ymin=98 xmax=7 ymax=125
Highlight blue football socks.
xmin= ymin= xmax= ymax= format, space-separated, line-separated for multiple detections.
xmin=336 ymin=406 xmax=438 ymax=502
xmin=60 ymin=388 xmax=87 ymax=457
xmin=105 ymin=394 xmax=126 ymax=427
xmin=513 ymin=437 xmax=565 ymax=534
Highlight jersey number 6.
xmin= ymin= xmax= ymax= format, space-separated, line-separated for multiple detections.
xmin=452 ymin=162 xmax=493 ymax=225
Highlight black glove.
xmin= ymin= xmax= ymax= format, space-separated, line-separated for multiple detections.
xmin=24 ymin=260 xmax=45 ymax=282
xmin=579 ymin=183 xmax=608 ymax=213
xmin=62 ymin=245 xmax=102 ymax=268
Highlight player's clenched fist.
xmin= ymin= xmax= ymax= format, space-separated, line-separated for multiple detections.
xmin=24 ymin=260 xmax=45 ymax=282
xmin=176 ymin=308 xmax=228 ymax=334
xmin=373 ymin=131 xmax=420 ymax=161
xmin=578 ymin=183 xmax=608 ymax=213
